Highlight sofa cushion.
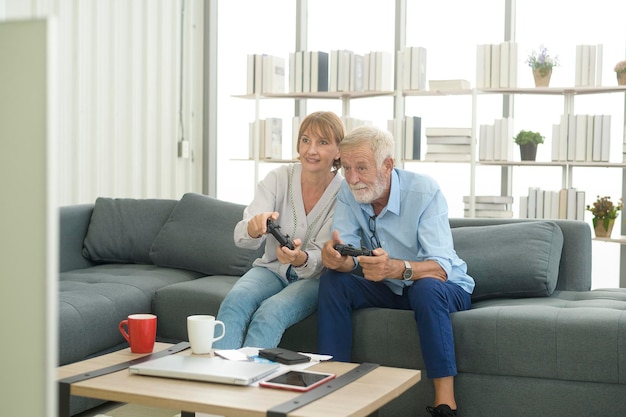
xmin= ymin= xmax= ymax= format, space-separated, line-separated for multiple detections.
xmin=149 ymin=192 xmax=264 ymax=276
xmin=82 ymin=197 xmax=177 ymax=264
xmin=452 ymin=221 xmax=563 ymax=301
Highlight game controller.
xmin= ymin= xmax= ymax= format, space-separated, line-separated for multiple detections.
xmin=266 ymin=218 xmax=295 ymax=250
xmin=333 ymin=243 xmax=372 ymax=257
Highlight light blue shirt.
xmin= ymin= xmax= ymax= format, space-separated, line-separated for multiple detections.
xmin=332 ymin=168 xmax=475 ymax=295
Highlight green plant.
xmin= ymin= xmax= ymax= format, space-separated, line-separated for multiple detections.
xmin=586 ymin=195 xmax=623 ymax=229
xmin=513 ymin=130 xmax=544 ymax=146
xmin=526 ymin=45 xmax=559 ymax=77
xmin=614 ymin=60 xmax=626 ymax=74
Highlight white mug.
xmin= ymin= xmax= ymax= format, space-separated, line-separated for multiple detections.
xmin=187 ymin=315 xmax=226 ymax=354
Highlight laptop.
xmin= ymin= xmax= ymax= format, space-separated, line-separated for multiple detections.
xmin=128 ymin=355 xmax=280 ymax=385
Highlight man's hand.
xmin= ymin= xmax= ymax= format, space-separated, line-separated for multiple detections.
xmin=322 ymin=230 xmax=358 ymax=272
xmin=357 ymin=247 xmax=389 ymax=281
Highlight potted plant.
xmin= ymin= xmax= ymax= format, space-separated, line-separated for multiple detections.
xmin=615 ymin=60 xmax=626 ymax=85
xmin=513 ymin=130 xmax=544 ymax=161
xmin=586 ymin=195 xmax=623 ymax=238
xmin=526 ymin=45 xmax=559 ymax=86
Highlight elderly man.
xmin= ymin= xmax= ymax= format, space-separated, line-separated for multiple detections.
xmin=318 ymin=125 xmax=474 ymax=417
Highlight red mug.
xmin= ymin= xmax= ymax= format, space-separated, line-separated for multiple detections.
xmin=119 ymin=313 xmax=157 ymax=353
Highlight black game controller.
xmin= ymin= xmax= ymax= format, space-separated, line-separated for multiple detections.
xmin=333 ymin=243 xmax=372 ymax=257
xmin=266 ymin=218 xmax=295 ymax=250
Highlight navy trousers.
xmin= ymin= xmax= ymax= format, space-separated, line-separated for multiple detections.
xmin=317 ymin=270 xmax=471 ymax=379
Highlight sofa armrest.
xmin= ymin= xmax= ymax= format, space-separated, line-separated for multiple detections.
xmin=59 ymin=204 xmax=95 ymax=272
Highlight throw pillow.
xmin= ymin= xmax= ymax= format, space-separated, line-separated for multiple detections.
xmin=82 ymin=197 xmax=178 ymax=264
xmin=451 ymin=221 xmax=564 ymax=301
xmin=149 ymin=192 xmax=264 ymax=276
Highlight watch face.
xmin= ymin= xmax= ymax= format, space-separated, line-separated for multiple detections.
xmin=403 ymin=261 xmax=413 ymax=280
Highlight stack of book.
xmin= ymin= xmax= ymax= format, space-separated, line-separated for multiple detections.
xmin=551 ymin=114 xmax=611 ymax=162
xmin=575 ymin=44 xmax=603 ymax=87
xmin=519 ymin=187 xmax=585 ymax=220
xmin=428 ymin=79 xmax=470 ymax=91
xmin=424 ymin=127 xmax=472 ymax=161
xmin=327 ymin=49 xmax=393 ymax=93
xmin=288 ymin=51 xmax=329 ymax=93
xmin=401 ymin=46 xmax=427 ymax=91
xmin=463 ymin=195 xmax=513 ymax=218
xmin=478 ymin=117 xmax=514 ymax=161
xmin=475 ymin=41 xmax=518 ymax=88
xmin=247 ymin=54 xmax=286 ymax=94
xmin=249 ymin=118 xmax=283 ymax=160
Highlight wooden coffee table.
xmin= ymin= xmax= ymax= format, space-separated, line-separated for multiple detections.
xmin=57 ymin=342 xmax=420 ymax=417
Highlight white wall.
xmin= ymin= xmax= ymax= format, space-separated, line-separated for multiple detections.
xmin=2 ymin=0 xmax=205 ymax=205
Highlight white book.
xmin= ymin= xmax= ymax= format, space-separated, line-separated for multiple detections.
xmin=428 ymin=79 xmax=470 ymax=90
xmin=490 ymin=43 xmax=500 ymax=88
xmin=595 ymin=44 xmax=603 ymax=86
xmin=424 ymin=152 xmax=471 ymax=162
xmin=588 ymin=45 xmax=596 ymax=88
xmin=485 ymin=124 xmax=495 ymax=161
xmin=585 ymin=114 xmax=594 ymax=162
xmin=581 ymin=45 xmax=590 ymax=86
xmin=575 ymin=45 xmax=583 ymax=87
xmin=338 ymin=49 xmax=353 ymax=92
xmin=483 ymin=44 xmax=492 ymax=88
xmin=463 ymin=195 xmax=514 ymax=204
xmin=601 ymin=114 xmax=611 ymax=162
xmin=351 ymin=53 xmax=365 ymax=92
xmin=576 ymin=190 xmax=586 ymax=221
xmin=493 ymin=118 xmax=502 ymax=161
xmin=246 ymin=54 xmax=255 ymax=95
xmin=404 ymin=116 xmax=413 ymax=160
xmin=427 ymin=144 xmax=471 ymax=154
xmin=254 ymin=54 xmax=264 ymax=94
xmin=527 ymin=186 xmax=538 ymax=219
xmin=362 ymin=52 xmax=370 ymax=91
xmin=575 ymin=114 xmax=587 ymax=161
xmin=328 ymin=50 xmax=339 ymax=92
xmin=465 ymin=210 xmax=513 ymax=219
xmin=401 ymin=48 xmax=411 ymax=90
xmin=262 ymin=55 xmax=285 ymax=94
xmin=464 ymin=203 xmax=508 ymax=211
xmin=566 ymin=188 xmax=577 ymax=220
xmin=551 ymin=123 xmax=561 ymax=162
xmin=302 ymin=51 xmax=311 ymax=92
xmin=428 ymin=136 xmax=472 ymax=145
xmin=535 ymin=188 xmax=544 ymax=219
xmin=368 ymin=51 xmax=377 ymax=91
xmin=543 ymin=190 xmax=551 ymax=219
xmin=559 ymin=114 xmax=568 ymax=161
xmin=479 ymin=124 xmax=488 ymax=160
xmin=294 ymin=51 xmax=304 ymax=93
xmin=591 ymin=114 xmax=603 ymax=162
xmin=288 ymin=52 xmax=296 ymax=93
xmin=519 ymin=196 xmax=528 ymax=219
xmin=410 ymin=46 xmax=427 ymax=90
xmin=550 ymin=190 xmax=561 ymax=220
xmin=375 ymin=51 xmax=393 ymax=91
xmin=425 ymin=127 xmax=472 ymax=136
xmin=567 ymin=114 xmax=576 ymax=161
xmin=499 ymin=41 xmax=510 ymax=88
xmin=264 ymin=117 xmax=282 ymax=159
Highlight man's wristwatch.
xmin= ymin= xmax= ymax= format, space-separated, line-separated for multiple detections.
xmin=402 ymin=260 xmax=413 ymax=281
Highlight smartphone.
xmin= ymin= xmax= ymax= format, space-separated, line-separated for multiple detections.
xmin=259 ymin=370 xmax=336 ymax=392
xmin=258 ymin=347 xmax=311 ymax=365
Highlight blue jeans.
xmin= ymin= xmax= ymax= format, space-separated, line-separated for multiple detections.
xmin=213 ymin=266 xmax=319 ymax=349
xmin=317 ymin=270 xmax=471 ymax=379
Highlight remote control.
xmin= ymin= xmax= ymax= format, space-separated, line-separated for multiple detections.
xmin=266 ymin=218 xmax=295 ymax=250
xmin=333 ymin=243 xmax=372 ymax=257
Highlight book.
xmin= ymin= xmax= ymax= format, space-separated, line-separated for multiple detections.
xmin=601 ymin=114 xmax=611 ymax=162
xmin=262 ymin=55 xmax=285 ymax=94
xmin=427 ymin=136 xmax=471 ymax=145
xmin=499 ymin=41 xmax=509 ymax=88
xmin=428 ymin=79 xmax=470 ymax=90
xmin=294 ymin=51 xmax=304 ymax=93
xmin=427 ymin=143 xmax=470 ymax=154
xmin=410 ymin=46 xmax=427 ymax=90
xmin=424 ymin=152 xmax=471 ymax=162
xmin=404 ymin=116 xmax=422 ymax=160
xmin=490 ymin=43 xmax=500 ymax=88
xmin=463 ymin=195 xmax=514 ymax=204
xmin=464 ymin=210 xmax=513 ymax=218
xmin=464 ymin=203 xmax=508 ymax=211
xmin=375 ymin=51 xmax=393 ymax=91
xmin=592 ymin=114 xmax=603 ymax=162
xmin=425 ymin=127 xmax=472 ymax=137
xmin=303 ymin=51 xmax=311 ymax=92
xmin=310 ymin=51 xmax=329 ymax=93
xmin=351 ymin=53 xmax=365 ymax=92
xmin=263 ymin=118 xmax=282 ymax=159
xmin=575 ymin=114 xmax=587 ymax=161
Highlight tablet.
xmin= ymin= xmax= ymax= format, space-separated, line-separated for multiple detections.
xmin=259 ymin=369 xmax=336 ymax=392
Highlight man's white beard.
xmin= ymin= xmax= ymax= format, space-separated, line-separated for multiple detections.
xmin=350 ymin=172 xmax=386 ymax=204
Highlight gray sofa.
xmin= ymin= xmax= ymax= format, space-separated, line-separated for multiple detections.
xmin=59 ymin=192 xmax=626 ymax=417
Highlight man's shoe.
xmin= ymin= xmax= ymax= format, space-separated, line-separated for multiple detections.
xmin=426 ymin=404 xmax=457 ymax=417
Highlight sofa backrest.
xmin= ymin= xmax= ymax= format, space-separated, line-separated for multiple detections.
xmin=449 ymin=218 xmax=592 ymax=292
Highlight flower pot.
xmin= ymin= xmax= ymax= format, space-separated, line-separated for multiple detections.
xmin=519 ymin=143 xmax=538 ymax=161
xmin=618 ymin=72 xmax=626 ymax=86
xmin=593 ymin=218 xmax=615 ymax=238
xmin=533 ymin=68 xmax=552 ymax=87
